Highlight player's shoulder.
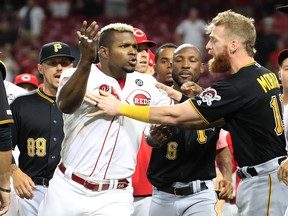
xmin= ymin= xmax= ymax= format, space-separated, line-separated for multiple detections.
xmin=11 ymin=89 xmax=38 ymax=104
xmin=4 ymin=80 xmax=28 ymax=104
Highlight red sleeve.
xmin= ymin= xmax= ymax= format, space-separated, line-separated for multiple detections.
xmin=132 ymin=133 xmax=153 ymax=196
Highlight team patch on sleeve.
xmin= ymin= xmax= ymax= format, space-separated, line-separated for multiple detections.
xmin=198 ymin=87 xmax=221 ymax=106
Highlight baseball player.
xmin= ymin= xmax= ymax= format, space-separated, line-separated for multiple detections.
xmin=146 ymin=44 xmax=232 ymax=216
xmin=10 ymin=42 xmax=75 ymax=216
xmin=276 ymin=4 xmax=288 ymax=181
xmin=4 ymin=80 xmax=27 ymax=216
xmin=0 ymin=60 xmax=13 ymax=215
xmin=37 ymin=21 xmax=172 ymax=216
xmin=131 ymin=27 xmax=157 ymax=216
xmin=94 ymin=10 xmax=288 ymax=215
xmin=14 ymin=73 xmax=39 ymax=91
xmin=154 ymin=43 xmax=178 ymax=87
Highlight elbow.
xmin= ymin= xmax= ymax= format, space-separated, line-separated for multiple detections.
xmin=57 ymin=100 xmax=78 ymax=114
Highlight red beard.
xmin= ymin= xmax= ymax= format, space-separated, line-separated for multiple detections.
xmin=208 ymin=49 xmax=231 ymax=74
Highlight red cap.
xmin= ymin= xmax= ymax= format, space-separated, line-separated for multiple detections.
xmin=133 ymin=27 xmax=157 ymax=47
xmin=278 ymin=49 xmax=288 ymax=66
xmin=14 ymin=73 xmax=39 ymax=88
xmin=148 ymin=49 xmax=155 ymax=66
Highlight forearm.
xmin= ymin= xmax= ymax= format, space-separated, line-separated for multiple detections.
xmin=216 ymin=147 xmax=232 ymax=182
xmin=0 ymin=150 xmax=12 ymax=189
xmin=57 ymin=60 xmax=92 ymax=114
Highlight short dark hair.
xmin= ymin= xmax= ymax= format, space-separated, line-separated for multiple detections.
xmin=98 ymin=23 xmax=134 ymax=48
xmin=155 ymin=43 xmax=178 ymax=63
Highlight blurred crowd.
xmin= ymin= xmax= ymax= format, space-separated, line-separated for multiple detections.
xmin=0 ymin=0 xmax=288 ymax=87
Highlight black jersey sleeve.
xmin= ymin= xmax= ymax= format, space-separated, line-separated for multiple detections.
xmin=190 ymin=80 xmax=242 ymax=123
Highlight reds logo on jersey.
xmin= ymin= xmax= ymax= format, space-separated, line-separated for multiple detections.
xmin=99 ymin=84 xmax=120 ymax=100
xmin=198 ymin=87 xmax=221 ymax=106
xmin=126 ymin=90 xmax=151 ymax=106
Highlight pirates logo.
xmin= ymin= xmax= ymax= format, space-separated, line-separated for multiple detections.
xmin=199 ymin=87 xmax=221 ymax=106
xmin=126 ymin=90 xmax=151 ymax=106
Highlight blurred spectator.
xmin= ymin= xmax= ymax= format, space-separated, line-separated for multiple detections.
xmin=17 ymin=0 xmax=46 ymax=40
xmin=17 ymin=45 xmax=41 ymax=82
xmin=80 ymin=0 xmax=104 ymax=17
xmin=267 ymin=37 xmax=286 ymax=74
xmin=14 ymin=73 xmax=38 ymax=91
xmin=0 ymin=18 xmax=18 ymax=47
xmin=255 ymin=16 xmax=280 ymax=67
xmin=174 ymin=7 xmax=206 ymax=52
xmin=0 ymin=43 xmax=20 ymax=82
xmin=47 ymin=0 xmax=71 ymax=18
xmin=104 ymin=0 xmax=128 ymax=18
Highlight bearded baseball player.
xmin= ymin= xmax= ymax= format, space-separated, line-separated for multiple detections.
xmin=37 ymin=21 xmax=172 ymax=216
xmin=0 ymin=60 xmax=13 ymax=215
xmin=94 ymin=10 xmax=288 ymax=215
xmin=10 ymin=42 xmax=75 ymax=216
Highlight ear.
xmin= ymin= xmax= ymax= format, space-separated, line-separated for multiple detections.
xmin=37 ymin=64 xmax=43 ymax=75
xmin=200 ymin=63 xmax=205 ymax=74
xmin=99 ymin=46 xmax=108 ymax=59
xmin=228 ymin=40 xmax=238 ymax=55
xmin=278 ymin=69 xmax=282 ymax=81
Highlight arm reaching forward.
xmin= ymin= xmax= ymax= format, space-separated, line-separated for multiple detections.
xmin=95 ymin=90 xmax=225 ymax=129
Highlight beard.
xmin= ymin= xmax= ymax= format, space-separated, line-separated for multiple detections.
xmin=208 ymin=49 xmax=231 ymax=74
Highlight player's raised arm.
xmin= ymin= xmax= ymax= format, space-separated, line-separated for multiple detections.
xmin=95 ymin=90 xmax=224 ymax=129
xmin=57 ymin=21 xmax=99 ymax=114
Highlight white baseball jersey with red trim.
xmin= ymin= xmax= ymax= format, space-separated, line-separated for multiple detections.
xmin=57 ymin=64 xmax=172 ymax=180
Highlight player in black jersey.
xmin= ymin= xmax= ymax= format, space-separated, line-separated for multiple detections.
xmin=10 ymin=42 xmax=75 ymax=216
xmin=146 ymin=44 xmax=233 ymax=216
xmin=95 ymin=10 xmax=288 ymax=215
xmin=0 ymin=60 xmax=13 ymax=215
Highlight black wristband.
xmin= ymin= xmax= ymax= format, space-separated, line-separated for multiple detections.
xmin=0 ymin=186 xmax=11 ymax=193
xmin=179 ymin=94 xmax=190 ymax=103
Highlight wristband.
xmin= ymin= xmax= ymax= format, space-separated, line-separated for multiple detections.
xmin=120 ymin=104 xmax=150 ymax=123
xmin=0 ymin=186 xmax=11 ymax=193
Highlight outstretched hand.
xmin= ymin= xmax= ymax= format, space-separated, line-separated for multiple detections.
xmin=181 ymin=81 xmax=204 ymax=97
xmin=85 ymin=90 xmax=121 ymax=117
xmin=77 ymin=21 xmax=99 ymax=64
xmin=155 ymin=83 xmax=182 ymax=102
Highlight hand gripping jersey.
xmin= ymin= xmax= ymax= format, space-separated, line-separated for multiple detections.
xmin=190 ymin=62 xmax=286 ymax=167
xmin=58 ymin=64 xmax=172 ymax=180
xmin=10 ymin=88 xmax=64 ymax=179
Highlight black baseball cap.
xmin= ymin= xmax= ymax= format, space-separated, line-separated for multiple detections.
xmin=0 ymin=60 xmax=7 ymax=80
xmin=278 ymin=49 xmax=288 ymax=66
xmin=39 ymin=42 xmax=75 ymax=63
xmin=276 ymin=5 xmax=288 ymax=14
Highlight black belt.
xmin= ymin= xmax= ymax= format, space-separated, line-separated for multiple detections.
xmin=32 ymin=177 xmax=50 ymax=187
xmin=237 ymin=157 xmax=287 ymax=179
xmin=158 ymin=182 xmax=208 ymax=196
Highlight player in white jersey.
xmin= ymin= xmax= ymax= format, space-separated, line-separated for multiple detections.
xmin=38 ymin=21 xmax=172 ymax=216
xmin=4 ymin=80 xmax=27 ymax=216
xmin=4 ymin=80 xmax=28 ymax=104
xmin=277 ymin=49 xmax=288 ymax=179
